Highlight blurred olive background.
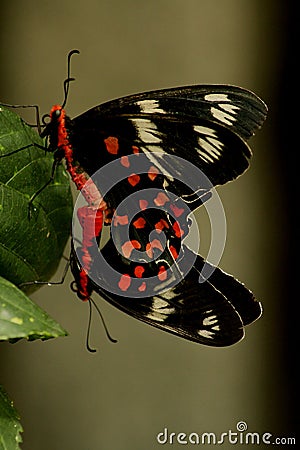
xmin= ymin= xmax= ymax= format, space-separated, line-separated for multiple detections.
xmin=0 ymin=1 xmax=296 ymax=449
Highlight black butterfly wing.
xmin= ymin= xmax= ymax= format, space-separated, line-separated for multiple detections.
xmin=82 ymin=238 xmax=261 ymax=346
xmin=71 ymin=85 xmax=267 ymax=209
xmin=74 ymin=84 xmax=267 ymax=139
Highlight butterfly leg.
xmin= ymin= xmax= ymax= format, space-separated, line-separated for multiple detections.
xmin=19 ymin=257 xmax=71 ymax=289
xmin=27 ymin=158 xmax=61 ymax=218
xmin=0 ymin=103 xmax=42 ymax=133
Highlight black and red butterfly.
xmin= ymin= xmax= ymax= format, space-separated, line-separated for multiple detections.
xmin=1 ymin=50 xmax=267 ymax=347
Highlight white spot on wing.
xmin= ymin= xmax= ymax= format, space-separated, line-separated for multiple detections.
xmin=203 ymin=94 xmax=239 ymax=126
xmin=146 ymin=297 xmax=175 ymax=322
xmin=145 ymin=312 xmax=166 ymax=322
xmin=204 ymin=93 xmax=230 ymax=102
xmin=152 ymin=298 xmax=169 ymax=309
xmin=194 ymin=125 xmax=217 ymax=137
xmin=160 ymin=290 xmax=176 ymax=301
xmin=197 ymin=138 xmax=222 ymax=163
xmin=220 ymin=103 xmax=239 ymax=114
xmin=197 ymin=141 xmax=215 ymax=163
xmin=207 ymin=136 xmax=223 ymax=151
xmin=132 ymin=118 xmax=161 ymax=143
xmin=198 ymin=314 xmax=220 ymax=338
xmin=197 ymin=329 xmax=214 ymax=339
xmin=193 ymin=125 xmax=224 ymax=163
xmin=210 ymin=107 xmax=236 ymax=126
xmin=136 ymin=99 xmax=166 ymax=114
xmin=203 ymin=315 xmax=218 ymax=326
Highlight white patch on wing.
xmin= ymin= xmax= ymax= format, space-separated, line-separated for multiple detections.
xmin=194 ymin=125 xmax=216 ymax=137
xmin=204 ymin=93 xmax=230 ymax=102
xmin=194 ymin=125 xmax=224 ymax=162
xmin=203 ymin=94 xmax=239 ymax=126
xmin=146 ymin=297 xmax=175 ymax=322
xmin=197 ymin=329 xmax=215 ymax=339
xmin=136 ymin=99 xmax=166 ymax=114
xmin=145 ymin=312 xmax=166 ymax=322
xmin=160 ymin=290 xmax=177 ymax=301
xmin=152 ymin=298 xmax=169 ymax=309
xmin=163 ymin=179 xmax=170 ymax=189
xmin=132 ymin=118 xmax=161 ymax=143
xmin=207 ymin=136 xmax=223 ymax=151
xmin=203 ymin=315 xmax=218 ymax=326
xmin=197 ymin=139 xmax=221 ymax=162
xmin=220 ymin=103 xmax=239 ymax=115
xmin=210 ymin=107 xmax=236 ymax=126
xmin=198 ymin=313 xmax=220 ymax=338
xmin=145 ymin=145 xmax=165 ymax=154
xmin=197 ymin=142 xmax=215 ymax=163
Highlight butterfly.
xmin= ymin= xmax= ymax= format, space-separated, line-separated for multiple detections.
xmin=4 ymin=50 xmax=268 ymax=347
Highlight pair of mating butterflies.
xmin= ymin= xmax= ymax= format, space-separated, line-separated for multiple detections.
xmin=3 ymin=51 xmax=268 ymax=347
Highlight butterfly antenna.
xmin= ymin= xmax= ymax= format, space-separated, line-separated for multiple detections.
xmin=61 ymin=49 xmax=80 ymax=109
xmin=86 ymin=297 xmax=118 ymax=353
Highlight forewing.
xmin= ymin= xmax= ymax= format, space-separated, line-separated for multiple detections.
xmin=72 ymin=85 xmax=267 ymax=196
xmin=75 ymin=84 xmax=267 ymax=139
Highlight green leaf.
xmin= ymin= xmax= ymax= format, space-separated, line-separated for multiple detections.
xmin=0 ymin=385 xmax=23 ymax=450
xmin=0 ymin=105 xmax=73 ymax=290
xmin=0 ymin=276 xmax=67 ymax=341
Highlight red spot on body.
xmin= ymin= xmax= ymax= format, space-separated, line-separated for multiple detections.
xmin=77 ymin=206 xmax=103 ymax=242
xmin=121 ymin=240 xmax=141 ymax=258
xmin=120 ymin=155 xmax=130 ymax=167
xmin=154 ymin=192 xmax=170 ymax=207
xmin=148 ymin=165 xmax=159 ymax=181
xmin=173 ymin=221 xmax=184 ymax=238
xmin=118 ymin=274 xmax=131 ymax=291
xmin=76 ymin=206 xmax=104 ymax=289
xmin=139 ymin=199 xmax=148 ymax=210
xmin=128 ymin=173 xmax=140 ymax=186
xmin=50 ymin=105 xmax=67 ymax=147
xmin=158 ymin=266 xmax=168 ymax=281
xmin=104 ymin=136 xmax=119 ymax=154
xmin=77 ymin=269 xmax=90 ymax=301
xmin=134 ymin=265 xmax=145 ymax=278
xmin=132 ymin=146 xmax=140 ymax=154
xmin=170 ymin=203 xmax=185 ymax=218
xmin=49 ymin=106 xmax=94 ymax=200
xmin=133 ymin=217 xmax=146 ymax=229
